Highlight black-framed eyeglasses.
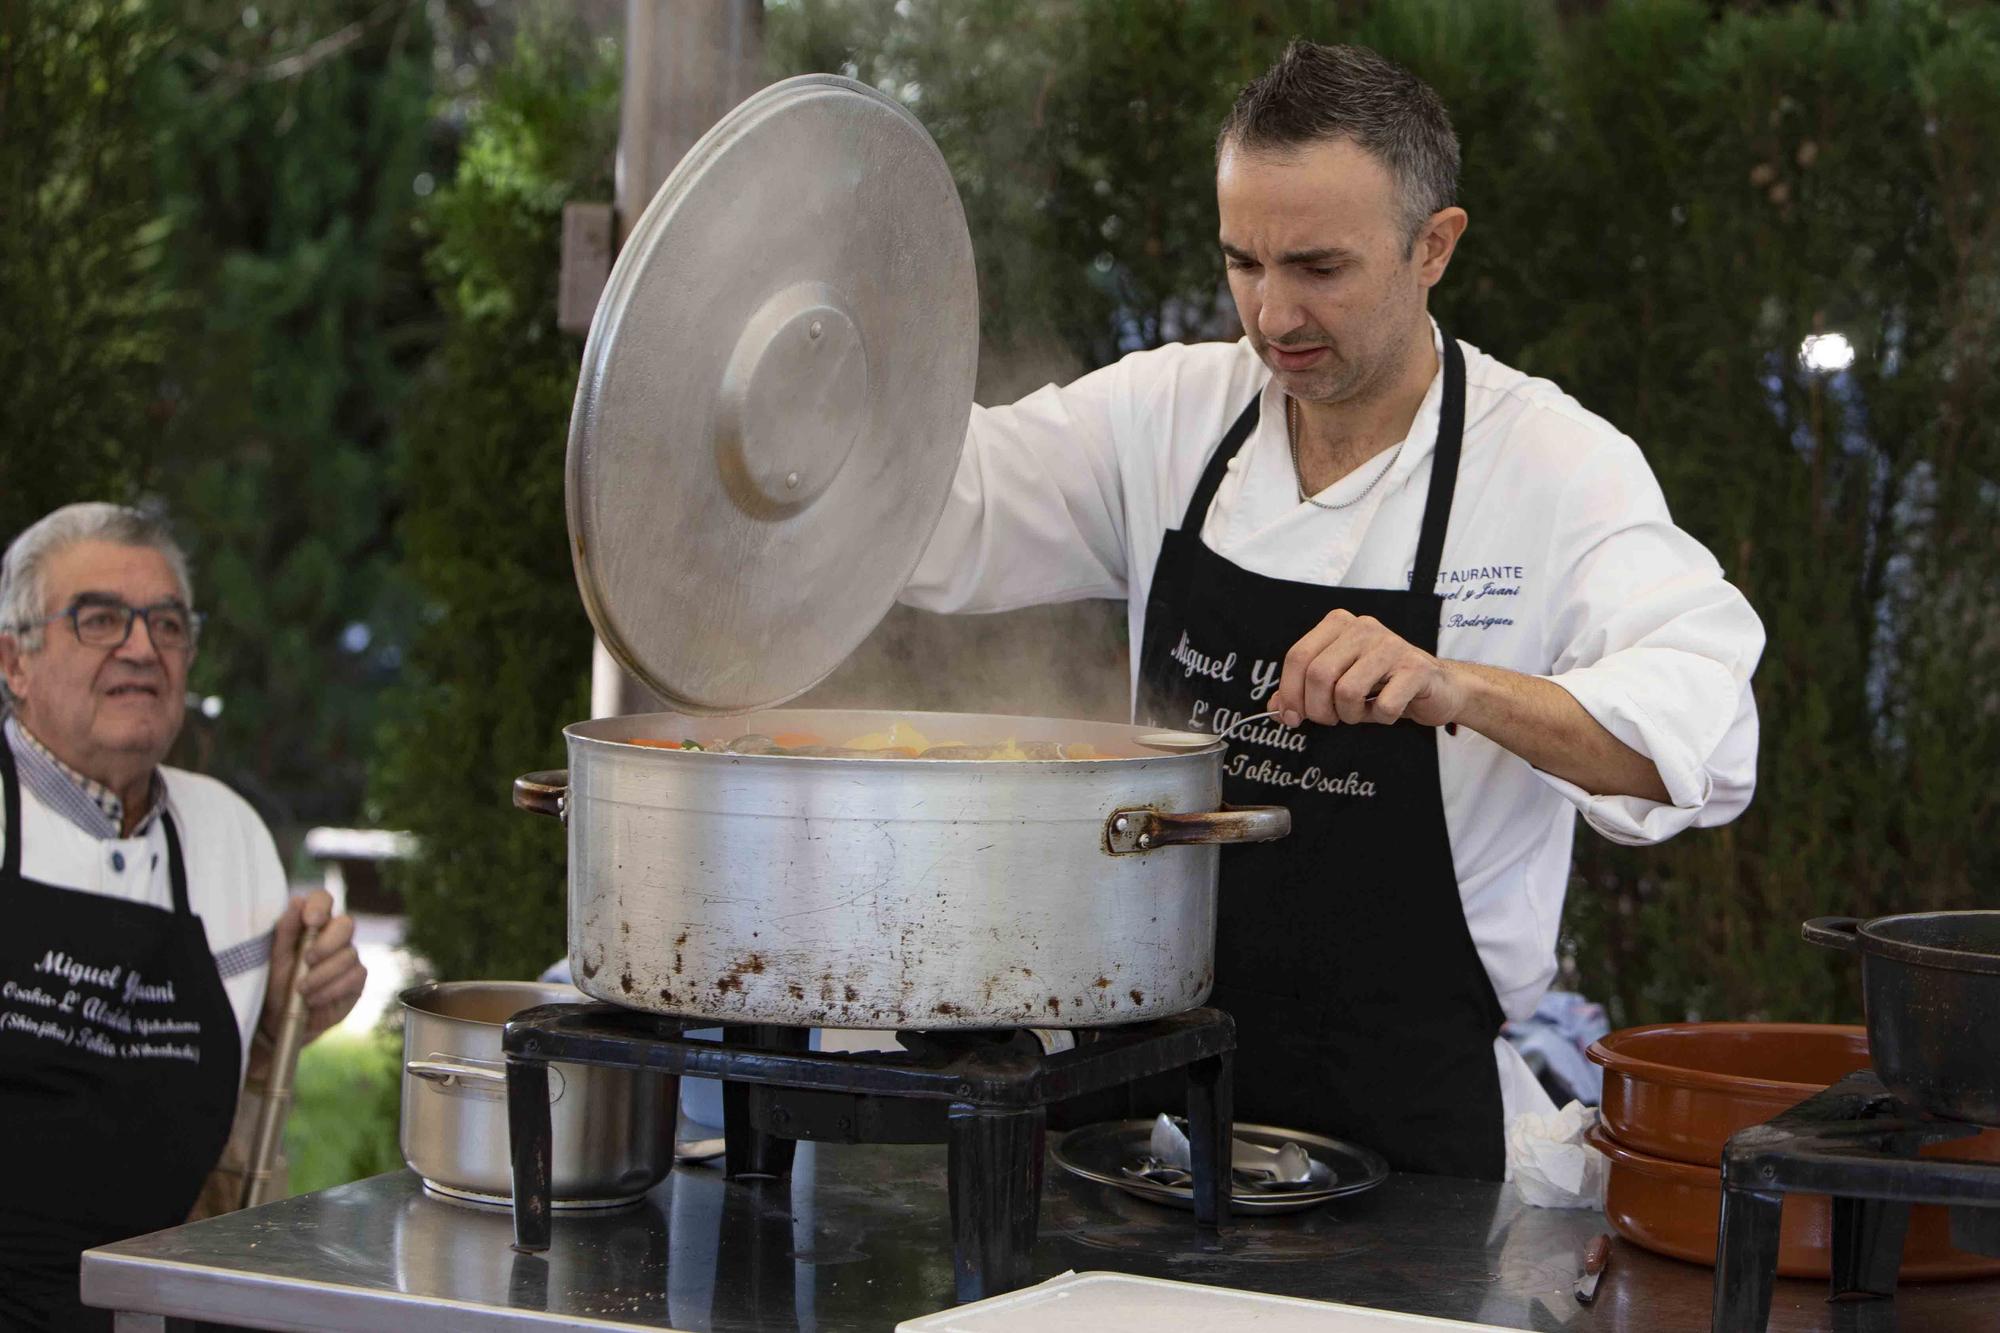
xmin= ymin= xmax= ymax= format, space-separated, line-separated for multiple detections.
xmin=16 ymin=596 xmax=204 ymax=652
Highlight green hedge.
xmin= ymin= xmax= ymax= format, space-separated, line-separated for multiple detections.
xmin=145 ymin=0 xmax=438 ymax=830
xmin=0 ymin=0 xmax=172 ymax=532
xmin=285 ymin=1028 xmax=403 ymax=1195
xmin=370 ymin=13 xmax=618 ymax=983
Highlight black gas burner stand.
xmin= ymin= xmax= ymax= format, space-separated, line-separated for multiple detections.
xmin=502 ymin=1003 xmax=1235 ymax=1302
xmin=1713 ymin=1069 xmax=2000 ymax=1332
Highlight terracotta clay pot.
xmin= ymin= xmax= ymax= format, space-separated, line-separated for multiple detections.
xmin=1587 ymin=1023 xmax=2000 ymax=1168
xmin=1586 ymin=1124 xmax=2000 ymax=1280
xmin=1589 ymin=1023 xmax=1872 ymax=1165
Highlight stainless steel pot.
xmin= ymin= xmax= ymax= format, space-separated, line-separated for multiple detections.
xmin=398 ymin=980 xmax=677 ymax=1207
xmin=514 ymin=708 xmax=1289 ymax=1030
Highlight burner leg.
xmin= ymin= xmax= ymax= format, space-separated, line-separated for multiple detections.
xmin=720 ymin=1025 xmax=807 ymax=1180
xmin=1949 ymin=1204 xmax=2000 ymax=1259
xmin=1185 ymin=1051 xmax=1234 ymax=1231
xmin=946 ymin=1104 xmax=1044 ymax=1304
xmin=1712 ymin=1185 xmax=1783 ymax=1333
xmin=1830 ymin=1197 xmax=1908 ymax=1301
xmin=507 ymin=1054 xmax=554 ymax=1252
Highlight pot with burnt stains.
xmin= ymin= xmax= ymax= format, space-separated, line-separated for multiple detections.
xmin=513 ymin=707 xmax=1288 ymax=1029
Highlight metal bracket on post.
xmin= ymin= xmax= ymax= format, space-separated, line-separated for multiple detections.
xmin=557 ymin=202 xmax=613 ymax=334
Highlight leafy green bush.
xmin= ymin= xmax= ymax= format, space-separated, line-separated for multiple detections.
xmin=144 ymin=0 xmax=439 ymax=830
xmin=285 ymin=1027 xmax=403 ymax=1195
xmin=0 ymin=0 xmax=173 ymax=532
xmin=1521 ymin=0 xmax=2000 ymax=1025
xmin=370 ymin=12 xmax=619 ymax=982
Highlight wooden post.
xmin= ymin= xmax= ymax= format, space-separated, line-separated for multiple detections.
xmin=590 ymin=0 xmax=765 ymax=719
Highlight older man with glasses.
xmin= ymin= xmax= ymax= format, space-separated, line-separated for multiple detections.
xmin=0 ymin=501 xmax=366 ymax=1333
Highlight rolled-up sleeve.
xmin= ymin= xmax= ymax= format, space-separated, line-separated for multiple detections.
xmin=902 ymin=362 xmax=1132 ymax=614
xmin=1534 ymin=434 xmax=1765 ymax=845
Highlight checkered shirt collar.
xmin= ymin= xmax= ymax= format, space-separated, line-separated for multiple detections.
xmin=3 ymin=714 xmax=164 ymax=840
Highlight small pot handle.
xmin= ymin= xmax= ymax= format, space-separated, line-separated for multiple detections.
xmin=1106 ymin=805 xmax=1292 ymax=854
xmin=514 ymin=770 xmax=569 ymax=820
xmin=407 ymin=1056 xmax=565 ymax=1104
xmin=1802 ymin=917 xmax=1862 ymax=952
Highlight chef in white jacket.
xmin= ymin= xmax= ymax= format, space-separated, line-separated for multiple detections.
xmin=903 ymin=40 xmax=1763 ymax=1177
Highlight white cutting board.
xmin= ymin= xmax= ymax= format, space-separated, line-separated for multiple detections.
xmin=897 ymin=1271 xmax=1521 ymax=1332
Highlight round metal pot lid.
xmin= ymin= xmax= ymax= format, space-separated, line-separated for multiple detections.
xmin=567 ymin=74 xmax=978 ymax=714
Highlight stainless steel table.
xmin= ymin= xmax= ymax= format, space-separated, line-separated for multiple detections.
xmin=83 ymin=1145 xmax=2000 ymax=1331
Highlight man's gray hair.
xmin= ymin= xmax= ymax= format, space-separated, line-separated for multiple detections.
xmin=1 ymin=503 xmax=194 ymax=666
xmin=1218 ymin=39 xmax=1460 ymax=253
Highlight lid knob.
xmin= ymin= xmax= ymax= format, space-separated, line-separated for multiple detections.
xmin=716 ymin=281 xmax=868 ymax=514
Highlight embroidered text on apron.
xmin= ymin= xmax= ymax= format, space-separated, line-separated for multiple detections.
xmin=0 ymin=739 xmax=241 ymax=1332
xmin=1134 ymin=333 xmax=1507 ymax=1179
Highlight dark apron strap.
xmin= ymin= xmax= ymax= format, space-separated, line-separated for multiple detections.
xmin=161 ymin=809 xmax=191 ymax=917
xmin=1409 ymin=334 xmax=1467 ymax=595
xmin=1 ymin=735 xmax=19 ymax=884
xmin=1177 ymin=332 xmax=1470 ymax=594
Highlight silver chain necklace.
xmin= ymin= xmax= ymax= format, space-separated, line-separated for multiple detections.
xmin=1287 ymin=394 xmax=1405 ymax=512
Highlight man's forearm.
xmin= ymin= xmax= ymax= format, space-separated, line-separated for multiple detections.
xmin=1444 ymin=661 xmax=1671 ymax=802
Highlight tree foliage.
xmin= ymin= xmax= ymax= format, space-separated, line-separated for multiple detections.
xmin=369 ymin=11 xmax=618 ymax=982
xmin=0 ymin=0 xmax=173 ymax=535
xmin=769 ymin=0 xmax=2000 ymax=1025
xmin=144 ymin=0 xmax=439 ymax=827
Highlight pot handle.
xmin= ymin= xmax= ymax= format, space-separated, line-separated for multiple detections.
xmin=514 ymin=770 xmax=569 ymax=820
xmin=1106 ymin=805 xmax=1292 ymax=854
xmin=1802 ymin=917 xmax=1862 ymax=952
xmin=408 ymin=1056 xmax=565 ymax=1104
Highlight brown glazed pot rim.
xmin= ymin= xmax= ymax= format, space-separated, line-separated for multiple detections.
xmin=1585 ymin=1122 xmax=1715 ymax=1183
xmin=1586 ymin=1022 xmax=1867 ymax=1100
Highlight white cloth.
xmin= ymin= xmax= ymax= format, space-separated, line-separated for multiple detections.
xmin=1507 ymin=1100 xmax=1610 ymax=1208
xmin=3 ymin=763 xmax=289 ymax=1084
xmin=904 ymin=329 xmax=1764 ymax=1125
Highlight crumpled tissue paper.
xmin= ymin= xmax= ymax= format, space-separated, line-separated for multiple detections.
xmin=1507 ymin=1100 xmax=1608 ymax=1209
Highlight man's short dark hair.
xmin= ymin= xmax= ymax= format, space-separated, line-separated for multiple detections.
xmin=1219 ymin=40 xmax=1460 ymax=251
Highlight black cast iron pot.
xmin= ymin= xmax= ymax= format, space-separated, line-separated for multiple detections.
xmin=1803 ymin=911 xmax=2000 ymax=1127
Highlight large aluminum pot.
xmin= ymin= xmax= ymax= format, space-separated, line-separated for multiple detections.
xmin=514 ymin=708 xmax=1290 ymax=1029
xmin=399 ymin=981 xmax=677 ymax=1207
xmin=1804 ymin=911 xmax=2000 ymax=1126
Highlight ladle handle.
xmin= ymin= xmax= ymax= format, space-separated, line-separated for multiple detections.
xmin=238 ymin=922 xmax=317 ymax=1210
xmin=1216 ymin=710 xmax=1281 ymax=742
xmin=514 ymin=770 xmax=569 ymax=819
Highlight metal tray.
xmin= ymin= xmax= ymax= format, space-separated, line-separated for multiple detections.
xmin=1052 ymin=1119 xmax=1389 ymax=1215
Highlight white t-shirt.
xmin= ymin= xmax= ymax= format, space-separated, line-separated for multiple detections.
xmin=2 ymin=748 xmax=289 ymax=1083
xmin=904 ymin=328 xmax=1766 ymax=1123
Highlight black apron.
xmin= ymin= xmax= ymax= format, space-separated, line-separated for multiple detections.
xmin=0 ymin=740 xmax=241 ymax=1332
xmin=1134 ymin=333 xmax=1506 ymax=1179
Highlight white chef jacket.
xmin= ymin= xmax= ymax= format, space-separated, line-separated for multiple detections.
xmin=904 ymin=326 xmax=1765 ymax=1127
xmin=1 ymin=743 xmax=288 ymax=1083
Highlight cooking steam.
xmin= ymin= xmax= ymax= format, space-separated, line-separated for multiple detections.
xmin=793 ymin=341 xmax=1130 ymax=724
